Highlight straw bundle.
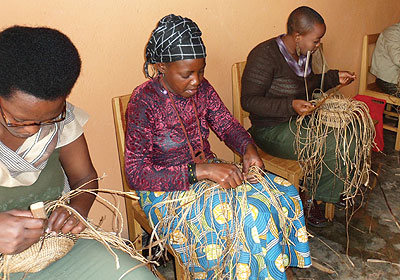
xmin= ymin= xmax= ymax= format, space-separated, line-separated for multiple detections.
xmin=0 ymin=181 xmax=153 ymax=279
xmin=295 ymin=92 xmax=376 ymax=204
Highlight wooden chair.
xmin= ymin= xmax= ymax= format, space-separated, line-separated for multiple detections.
xmin=231 ymin=62 xmax=303 ymax=189
xmin=359 ymin=33 xmax=400 ymax=151
xmin=231 ymin=61 xmax=336 ymax=221
xmin=112 ymin=94 xmax=187 ymax=280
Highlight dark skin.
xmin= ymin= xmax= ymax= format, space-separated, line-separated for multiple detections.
xmin=282 ymin=23 xmax=356 ymax=115
xmin=0 ymin=90 xmax=97 ymax=254
xmin=157 ymin=58 xmax=264 ymax=189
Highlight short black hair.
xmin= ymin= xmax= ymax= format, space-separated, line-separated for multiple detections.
xmin=287 ymin=6 xmax=325 ymax=35
xmin=0 ymin=26 xmax=81 ymax=100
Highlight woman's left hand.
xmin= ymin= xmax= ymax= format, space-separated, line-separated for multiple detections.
xmin=242 ymin=144 xmax=264 ymax=182
xmin=47 ymin=206 xmax=86 ymax=234
xmin=338 ymin=71 xmax=356 ymax=86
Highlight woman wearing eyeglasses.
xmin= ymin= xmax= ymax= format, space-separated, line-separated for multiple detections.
xmin=0 ymin=26 xmax=156 ymax=279
xmin=0 ymin=25 xmax=96 ymax=252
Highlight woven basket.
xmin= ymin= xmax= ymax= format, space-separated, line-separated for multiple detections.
xmin=0 ymin=232 xmax=77 ymax=274
xmin=318 ymin=98 xmax=352 ymax=128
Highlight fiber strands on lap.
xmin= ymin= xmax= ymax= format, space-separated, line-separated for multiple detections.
xmin=142 ymin=166 xmax=311 ymax=279
xmin=295 ymin=93 xmax=375 ymax=204
xmin=0 ymin=186 xmax=152 ymax=280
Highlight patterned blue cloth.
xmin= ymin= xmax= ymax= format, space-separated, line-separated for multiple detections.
xmin=138 ymin=172 xmax=311 ymax=280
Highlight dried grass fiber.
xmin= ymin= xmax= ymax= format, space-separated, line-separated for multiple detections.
xmin=0 ymin=181 xmax=153 ymax=280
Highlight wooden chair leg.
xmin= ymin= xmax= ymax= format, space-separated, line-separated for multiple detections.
xmin=132 ymin=219 xmax=143 ymax=253
xmin=174 ymin=257 xmax=186 ymax=280
xmin=152 ymin=266 xmax=167 ymax=280
xmin=369 ymin=162 xmax=383 ymax=191
xmin=293 ymin=174 xmax=301 ymax=192
xmin=395 ymin=116 xmax=400 ymax=151
xmin=325 ymin=203 xmax=335 ymax=221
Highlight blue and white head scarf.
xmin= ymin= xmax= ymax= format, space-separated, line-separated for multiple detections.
xmin=144 ymin=14 xmax=206 ymax=78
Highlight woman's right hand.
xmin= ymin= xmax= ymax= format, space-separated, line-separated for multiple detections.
xmin=196 ymin=163 xmax=244 ymax=189
xmin=292 ymin=99 xmax=314 ymax=115
xmin=0 ymin=210 xmax=45 ymax=255
xmin=338 ymin=71 xmax=356 ymax=85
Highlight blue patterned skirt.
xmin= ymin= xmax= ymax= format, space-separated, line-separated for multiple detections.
xmin=137 ymin=172 xmax=311 ymax=280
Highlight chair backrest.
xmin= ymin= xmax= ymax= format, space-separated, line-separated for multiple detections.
xmin=111 ymin=94 xmax=132 ymax=193
xmin=232 ymin=62 xmax=249 ymax=126
xmin=231 ymin=61 xmax=249 ymax=162
xmin=231 ymin=61 xmax=304 ymax=189
xmin=359 ymin=33 xmax=380 ymax=94
xmin=112 ymin=94 xmax=153 ymax=234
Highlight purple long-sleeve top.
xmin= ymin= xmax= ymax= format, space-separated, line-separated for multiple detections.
xmin=125 ymin=76 xmax=253 ymax=192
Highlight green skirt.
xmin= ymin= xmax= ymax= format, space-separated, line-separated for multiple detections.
xmin=249 ymin=119 xmax=356 ymax=203
xmin=5 ymin=239 xmax=157 ymax=279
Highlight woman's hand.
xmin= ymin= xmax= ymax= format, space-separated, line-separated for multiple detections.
xmin=47 ymin=206 xmax=86 ymax=234
xmin=338 ymin=71 xmax=356 ymax=86
xmin=242 ymin=144 xmax=264 ymax=182
xmin=196 ymin=163 xmax=244 ymax=189
xmin=0 ymin=210 xmax=45 ymax=254
xmin=52 ymin=134 xmax=98 ymax=235
xmin=292 ymin=99 xmax=314 ymax=115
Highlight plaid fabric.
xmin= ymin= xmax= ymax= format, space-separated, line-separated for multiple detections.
xmin=144 ymin=14 xmax=206 ymax=77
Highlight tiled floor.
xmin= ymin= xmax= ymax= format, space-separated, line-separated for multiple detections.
xmin=157 ymin=131 xmax=400 ymax=280
xmin=292 ymin=130 xmax=400 ymax=280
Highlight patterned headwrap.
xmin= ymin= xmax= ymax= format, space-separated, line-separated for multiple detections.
xmin=144 ymin=14 xmax=206 ymax=78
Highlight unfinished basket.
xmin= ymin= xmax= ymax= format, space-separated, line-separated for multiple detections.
xmin=318 ymin=98 xmax=352 ymax=129
xmin=0 ymin=232 xmax=77 ymax=274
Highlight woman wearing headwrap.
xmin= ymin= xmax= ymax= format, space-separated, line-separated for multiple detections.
xmin=125 ymin=14 xmax=311 ymax=279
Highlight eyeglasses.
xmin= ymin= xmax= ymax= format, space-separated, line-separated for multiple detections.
xmin=0 ymin=102 xmax=66 ymax=127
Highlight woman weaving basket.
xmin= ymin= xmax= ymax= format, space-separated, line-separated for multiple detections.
xmin=125 ymin=14 xmax=311 ymax=279
xmin=0 ymin=26 xmax=155 ymax=279
xmin=241 ymin=6 xmax=358 ymax=227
